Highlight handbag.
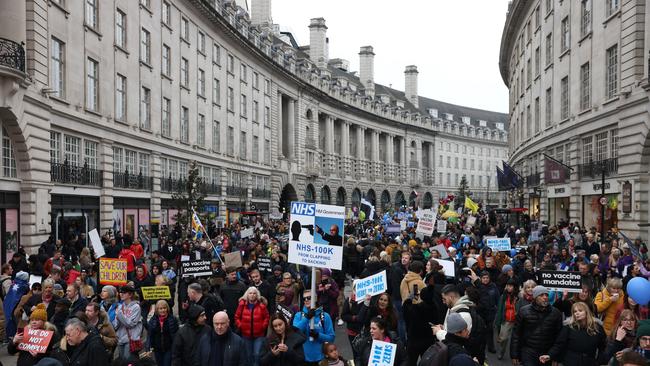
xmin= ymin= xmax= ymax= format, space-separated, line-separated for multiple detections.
xmin=351 ymin=327 xmax=370 ymax=354
xmin=126 ymin=325 xmax=144 ymax=353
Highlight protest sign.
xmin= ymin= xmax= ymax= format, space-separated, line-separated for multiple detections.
xmin=257 ymin=256 xmax=272 ymax=273
xmin=180 ymin=260 xmax=212 ymax=278
xmin=486 ymin=237 xmax=511 ymax=251
xmin=368 ymin=340 xmax=397 ymax=366
xmin=400 ymin=221 xmax=407 ymax=231
xmin=241 ymin=227 xmax=254 ymax=239
xmin=29 ymin=275 xmax=42 ymax=288
xmin=99 ymin=258 xmax=127 ymax=286
xmin=287 ymin=202 xmax=344 ymax=270
xmin=436 ymin=220 xmax=447 ymax=234
xmin=180 ymin=255 xmax=190 ymax=262
xmin=430 ymin=244 xmax=449 ymax=259
xmin=537 ymin=270 xmax=582 ymax=293
xmin=17 ymin=328 xmax=54 ymax=354
xmin=269 ymin=210 xmax=283 ymax=220
xmin=561 ymin=228 xmax=571 ymax=241
xmin=438 ymin=259 xmax=456 ymax=277
xmin=224 ymin=252 xmax=243 ymax=269
xmin=141 ymin=286 xmax=172 ymax=300
xmin=88 ymin=229 xmax=105 ymax=257
xmin=466 ymin=216 xmax=477 ymax=227
xmin=415 ymin=210 xmax=435 ymax=236
xmin=276 ymin=304 xmax=294 ymax=322
xmin=385 ymin=224 xmax=400 ymax=234
xmin=354 ymin=270 xmax=387 ymax=302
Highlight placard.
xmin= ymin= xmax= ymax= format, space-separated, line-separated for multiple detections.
xmin=561 ymin=228 xmax=571 ymax=241
xmin=415 ymin=210 xmax=435 ymax=236
xmin=438 ymin=259 xmax=456 ymax=277
xmin=430 ymin=244 xmax=449 ymax=259
xmin=99 ymin=258 xmax=127 ymax=286
xmin=88 ymin=229 xmax=105 ymax=258
xmin=486 ymin=237 xmax=511 ymax=252
xmin=466 ymin=216 xmax=477 ymax=227
xmin=180 ymin=255 xmax=190 ymax=262
xmin=385 ymin=224 xmax=401 ymax=234
xmin=400 ymin=221 xmax=407 ymax=231
xmin=29 ymin=275 xmax=42 ymax=288
xmin=354 ymin=270 xmax=387 ymax=302
xmin=287 ymin=202 xmax=344 ymax=270
xmin=368 ymin=339 xmax=397 ymax=366
xmin=141 ymin=286 xmax=172 ymax=300
xmin=180 ymin=259 xmax=212 ymax=278
xmin=241 ymin=227 xmax=254 ymax=239
xmin=276 ymin=304 xmax=294 ymax=322
xmin=537 ymin=270 xmax=582 ymax=293
xmin=436 ymin=220 xmax=447 ymax=234
xmin=224 ymin=252 xmax=243 ymax=269
xmin=17 ymin=328 xmax=54 ymax=354
xmin=257 ymin=256 xmax=272 ymax=273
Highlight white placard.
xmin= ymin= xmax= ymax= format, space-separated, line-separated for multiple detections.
xmin=353 ymin=270 xmax=387 ymax=303
xmin=180 ymin=255 xmax=190 ymax=262
xmin=466 ymin=216 xmax=477 ymax=227
xmin=431 ymin=244 xmax=449 ymax=259
xmin=241 ymin=227 xmax=254 ymax=239
xmin=486 ymin=237 xmax=511 ymax=251
xmin=88 ymin=229 xmax=105 ymax=258
xmin=287 ymin=202 xmax=344 ymax=270
xmin=436 ymin=220 xmax=447 ymax=234
xmin=368 ymin=340 xmax=397 ymax=366
xmin=438 ymin=259 xmax=456 ymax=277
xmin=400 ymin=221 xmax=407 ymax=231
xmin=561 ymin=228 xmax=571 ymax=241
xmin=29 ymin=275 xmax=42 ymax=288
xmin=415 ymin=210 xmax=435 ymax=236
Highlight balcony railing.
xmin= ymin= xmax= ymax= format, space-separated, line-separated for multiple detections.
xmin=226 ymin=186 xmax=246 ymax=197
xmin=526 ymin=172 xmax=540 ymax=187
xmin=0 ymin=38 xmax=25 ymax=72
xmin=161 ymin=176 xmax=185 ymax=193
xmin=113 ymin=170 xmax=153 ymax=190
xmin=200 ymin=182 xmax=221 ymax=195
xmin=51 ymin=161 xmax=102 ymax=187
xmin=578 ymin=158 xmax=618 ymax=180
xmin=252 ymin=189 xmax=271 ymax=199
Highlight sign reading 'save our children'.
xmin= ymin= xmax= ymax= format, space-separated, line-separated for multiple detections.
xmin=368 ymin=339 xmax=397 ymax=366
xmin=537 ymin=270 xmax=582 ymax=293
xmin=99 ymin=258 xmax=127 ymax=286
xmin=287 ymin=202 xmax=344 ymax=270
xmin=354 ymin=270 xmax=387 ymax=302
xmin=486 ymin=237 xmax=511 ymax=251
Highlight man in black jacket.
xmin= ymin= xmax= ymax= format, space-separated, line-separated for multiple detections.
xmin=249 ymin=268 xmax=275 ymax=313
xmin=510 ymin=285 xmax=563 ymax=366
xmin=185 ymin=283 xmax=223 ymax=327
xmin=194 ymin=311 xmax=248 ymax=366
xmin=172 ymin=304 xmax=209 ymax=366
xmin=474 ymin=271 xmax=500 ymax=353
xmin=63 ymin=317 xmax=110 ymax=366
xmin=443 ymin=313 xmax=478 ymax=366
xmin=389 ymin=251 xmax=411 ymax=341
xmin=219 ymin=267 xmax=247 ymax=325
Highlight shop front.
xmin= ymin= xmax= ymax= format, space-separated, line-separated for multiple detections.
xmin=226 ymin=201 xmax=247 ymax=225
xmin=51 ymin=194 xmax=100 ymax=247
xmin=547 ymin=184 xmax=571 ymax=225
xmin=0 ymin=191 xmax=20 ymax=264
xmin=528 ymin=191 xmax=540 ymax=221
xmin=113 ymin=197 xmax=150 ymax=244
xmin=581 ymin=179 xmax=619 ymax=233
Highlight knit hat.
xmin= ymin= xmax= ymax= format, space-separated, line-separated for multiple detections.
xmin=501 ymin=264 xmax=513 ymax=274
xmin=102 ymin=285 xmax=117 ymax=299
xmin=30 ymin=303 xmax=48 ymax=322
xmin=408 ymin=239 xmax=417 ymax=248
xmin=320 ymin=268 xmax=331 ymax=277
xmin=187 ymin=304 xmax=206 ymax=322
xmin=446 ymin=312 xmax=468 ymax=334
xmin=532 ymin=285 xmax=549 ymax=298
xmin=466 ymin=257 xmax=477 ymax=269
xmin=636 ymin=320 xmax=650 ymax=339
xmin=16 ymin=271 xmax=29 ymax=282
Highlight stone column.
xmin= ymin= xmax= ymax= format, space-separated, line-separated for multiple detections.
xmin=150 ymin=152 xmax=162 ymax=225
xmin=288 ymin=99 xmax=295 ymax=159
xmin=387 ymin=134 xmax=395 ymax=178
xmin=341 ymin=121 xmax=350 ymax=176
xmin=277 ymin=93 xmax=284 ymax=158
xmin=99 ymin=139 xmax=115 ymax=234
xmin=325 ymin=115 xmax=335 ymax=173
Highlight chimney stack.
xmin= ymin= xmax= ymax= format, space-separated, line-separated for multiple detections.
xmin=359 ymin=46 xmax=375 ymax=97
xmin=404 ymin=65 xmax=419 ymax=108
xmin=251 ymin=0 xmax=272 ymax=26
xmin=309 ymin=18 xmax=328 ymax=68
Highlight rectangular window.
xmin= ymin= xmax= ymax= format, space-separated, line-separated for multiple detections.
xmin=606 ymin=0 xmax=620 ymax=17
xmin=115 ymin=74 xmax=126 ymax=121
xmin=86 ymin=58 xmax=99 ymax=111
xmin=526 ymin=105 xmax=532 ymax=138
xmin=580 ymin=62 xmax=591 ymax=110
xmin=264 ymin=139 xmax=271 ymax=164
xmin=162 ymin=97 xmax=171 ymax=137
xmin=181 ymin=58 xmax=189 ymax=87
xmin=51 ymin=37 xmax=65 ymax=98
xmin=198 ymin=69 xmax=205 ymax=96
xmin=227 ymin=54 xmax=235 ymax=73
xmin=264 ymin=106 xmax=270 ymax=126
xmin=115 ymin=10 xmax=126 ymax=48
xmin=197 ymin=114 xmax=205 ymax=147
xmin=253 ymin=101 xmax=259 ymax=122
xmin=162 ymin=45 xmax=171 ymax=76
xmin=162 ymin=2 xmax=171 ymax=26
xmin=240 ymin=94 xmax=247 ymax=118
xmin=252 ymin=136 xmax=259 ymax=163
xmin=545 ymin=33 xmax=553 ymax=65
xmin=545 ymin=87 xmax=552 ymax=126
xmin=454 ymin=157 xmax=458 ymax=168
xmin=534 ymin=47 xmax=540 ymax=77
xmin=264 ymin=79 xmax=271 ymax=94
xmin=50 ymin=131 xmax=61 ymax=163
xmin=179 ymin=161 xmax=188 ymax=178
xmin=581 ymin=0 xmax=592 ymax=37
xmin=253 ymin=72 xmax=259 ymax=89
xmin=64 ymin=135 xmax=81 ymax=166
xmin=113 ymin=147 xmax=123 ymax=173
xmin=84 ymin=140 xmax=98 ymax=170
xmin=197 ymin=31 xmax=205 ymax=54
xmin=138 ymin=153 xmax=149 ymax=175
xmin=140 ymin=28 xmax=150 ymax=64
xmin=140 ymin=87 xmax=151 ymax=129
xmin=212 ymin=121 xmax=220 ymax=153
xmin=561 ymin=17 xmax=570 ymax=52
xmin=168 ymin=159 xmax=177 ymax=179
xmin=534 ymin=6 xmax=540 ymax=28
xmin=227 ymin=87 xmax=234 ymax=111
xmin=595 ymin=131 xmax=608 ymax=161
xmin=606 ymin=44 xmax=619 ymax=99
xmin=140 ymin=0 xmax=150 ymax=8
xmin=85 ymin=0 xmax=98 ymax=29
xmin=124 ymin=150 xmax=136 ymax=173
xmin=534 ymin=97 xmax=540 ymax=133
xmin=181 ymin=17 xmax=189 ymax=40
xmin=526 ymin=58 xmax=532 ymax=86
xmin=582 ymin=136 xmax=593 ymax=163
xmin=446 ymin=156 xmax=451 ymax=168
xmin=213 ymin=43 xmax=221 ymax=65
xmin=212 ymin=78 xmax=220 ymax=105
xmin=546 ymin=0 xmax=553 ymax=13
xmin=610 ymin=129 xmax=619 ymax=159
xmin=180 ymin=107 xmax=189 ymax=143
xmin=560 ymin=76 xmax=569 ymax=120
xmin=240 ymin=64 xmax=247 ymax=81
xmin=227 ymin=127 xmax=234 ymax=155
xmin=240 ymin=132 xmax=247 ymax=159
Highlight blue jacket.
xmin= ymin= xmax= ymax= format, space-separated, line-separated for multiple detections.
xmin=292 ymin=306 xmax=335 ymax=362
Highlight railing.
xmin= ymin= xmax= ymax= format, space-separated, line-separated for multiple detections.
xmin=113 ymin=170 xmax=153 ymax=190
xmin=578 ymin=158 xmax=618 ymax=180
xmin=226 ymin=186 xmax=246 ymax=197
xmin=0 ymin=38 xmax=25 ymax=72
xmin=305 ymin=138 xmax=317 ymax=149
xmin=526 ymin=172 xmax=540 ymax=187
xmin=161 ymin=176 xmax=185 ymax=193
xmin=50 ymin=161 xmax=102 ymax=187
xmin=200 ymin=182 xmax=221 ymax=195
xmin=252 ymin=189 xmax=271 ymax=199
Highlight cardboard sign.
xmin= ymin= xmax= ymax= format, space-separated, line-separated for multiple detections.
xmin=29 ymin=275 xmax=42 ymax=288
xmin=180 ymin=255 xmax=190 ymax=262
xmin=287 ymin=202 xmax=345 ymax=270
xmin=88 ymin=229 xmax=105 ymax=258
xmin=430 ymin=244 xmax=449 ymax=259
xmin=257 ymin=256 xmax=272 ymax=273
xmin=368 ymin=339 xmax=397 ymax=366
xmin=354 ymin=270 xmax=387 ymax=302
xmin=466 ymin=216 xmax=477 ymax=227
xmin=415 ymin=210 xmax=435 ymax=236
xmin=436 ymin=220 xmax=447 ymax=234
xmin=180 ymin=260 xmax=212 ymax=278
xmin=17 ymin=328 xmax=54 ymax=354
xmin=438 ymin=259 xmax=456 ymax=277
xmin=99 ymin=258 xmax=128 ymax=286
xmin=276 ymin=304 xmax=294 ymax=322
xmin=486 ymin=237 xmax=511 ymax=252
xmin=141 ymin=286 xmax=172 ymax=300
xmin=241 ymin=228 xmax=254 ymax=239
xmin=537 ymin=270 xmax=582 ymax=293
xmin=224 ymin=252 xmax=243 ymax=269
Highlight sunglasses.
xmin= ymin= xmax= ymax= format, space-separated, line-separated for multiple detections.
xmin=303 ymin=296 xmax=311 ymax=301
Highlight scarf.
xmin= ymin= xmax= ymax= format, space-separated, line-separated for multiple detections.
xmin=158 ymin=314 xmax=167 ymax=330
xmin=208 ymin=331 xmax=228 ymax=366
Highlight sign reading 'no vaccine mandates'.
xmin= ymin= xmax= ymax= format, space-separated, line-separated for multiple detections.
xmin=288 ymin=202 xmax=344 ymax=270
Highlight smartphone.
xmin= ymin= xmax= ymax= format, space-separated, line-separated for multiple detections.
xmin=413 ymin=284 xmax=418 ymax=297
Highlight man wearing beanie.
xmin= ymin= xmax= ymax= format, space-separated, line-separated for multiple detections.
xmin=510 ymin=285 xmax=562 ymax=366
xmin=443 ymin=313 xmax=478 ymax=366
xmin=172 ymin=304 xmax=209 ymax=365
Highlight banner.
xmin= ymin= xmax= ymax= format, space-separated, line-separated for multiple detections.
xmin=360 ymin=198 xmax=376 ymax=221
xmin=99 ymin=258 xmax=128 ymax=286
xmin=466 ymin=216 xmax=477 ymax=227
xmin=430 ymin=244 xmax=449 ymax=259
xmin=88 ymin=229 xmax=105 ymax=258
xmin=385 ymin=224 xmax=401 ymax=234
xmin=257 ymin=256 xmax=272 ymax=273
xmin=180 ymin=259 xmax=212 ymax=278
xmin=241 ymin=227 xmax=254 ymax=239
xmin=436 ymin=220 xmax=447 ymax=234
xmin=415 ymin=210 xmax=435 ymax=236
xmin=276 ymin=303 xmax=294 ymax=322
xmin=368 ymin=340 xmax=397 ymax=366
xmin=537 ymin=270 xmax=582 ymax=293
xmin=486 ymin=237 xmax=511 ymax=252
xmin=354 ymin=270 xmax=387 ymax=302
xmin=438 ymin=259 xmax=456 ymax=277
xmin=544 ymin=156 xmax=569 ymax=184
xmin=141 ymin=286 xmax=172 ymax=300
xmin=287 ymin=202 xmax=344 ymax=270
xmin=17 ymin=328 xmax=54 ymax=354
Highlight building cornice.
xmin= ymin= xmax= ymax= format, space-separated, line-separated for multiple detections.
xmin=499 ymin=0 xmax=528 ymax=87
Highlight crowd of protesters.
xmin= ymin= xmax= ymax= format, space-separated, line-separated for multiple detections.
xmin=0 ymin=204 xmax=649 ymax=366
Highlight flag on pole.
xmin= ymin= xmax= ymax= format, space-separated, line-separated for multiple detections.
xmin=464 ymin=196 xmax=479 ymax=214
xmin=191 ymin=209 xmax=204 ymax=240
xmin=502 ymin=161 xmax=523 ymax=188
xmin=360 ymin=198 xmax=376 ymax=221
xmin=496 ymin=166 xmax=511 ymax=191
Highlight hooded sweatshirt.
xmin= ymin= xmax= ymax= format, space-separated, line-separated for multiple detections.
xmin=292 ymin=306 xmax=335 ymax=362
xmin=399 ymin=271 xmax=426 ymax=304
xmin=435 ymin=295 xmax=474 ymax=341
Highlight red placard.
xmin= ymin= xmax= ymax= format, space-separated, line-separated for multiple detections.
xmin=17 ymin=328 xmax=54 ymax=354
xmin=99 ymin=258 xmax=128 ymax=286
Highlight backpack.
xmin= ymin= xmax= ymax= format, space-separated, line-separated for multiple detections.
xmin=0 ymin=277 xmax=12 ymax=300
xmin=418 ymin=340 xmax=448 ymax=366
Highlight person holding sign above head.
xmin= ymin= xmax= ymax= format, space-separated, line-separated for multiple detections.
xmin=314 ymin=224 xmax=343 ymax=246
xmin=259 ymin=313 xmax=306 ymax=366
xmin=8 ymin=303 xmax=59 ymax=366
xmin=355 ymin=316 xmax=407 ymax=366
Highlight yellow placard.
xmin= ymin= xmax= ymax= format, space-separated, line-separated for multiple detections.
xmin=99 ymin=258 xmax=128 ymax=286
xmin=140 ymin=286 xmax=172 ymax=300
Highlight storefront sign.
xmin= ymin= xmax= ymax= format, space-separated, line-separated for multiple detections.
xmin=99 ymin=258 xmax=128 ymax=286
xmin=622 ymin=181 xmax=632 ymax=213
xmin=580 ymin=179 xmax=618 ymax=195
xmin=547 ymin=184 xmax=570 ymax=198
xmin=537 ymin=270 xmax=582 ymax=293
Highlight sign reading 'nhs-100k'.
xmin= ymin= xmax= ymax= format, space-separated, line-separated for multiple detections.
xmin=288 ymin=202 xmax=344 ymax=270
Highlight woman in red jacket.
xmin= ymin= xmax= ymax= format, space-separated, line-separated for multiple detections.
xmin=235 ymin=286 xmax=270 ymax=366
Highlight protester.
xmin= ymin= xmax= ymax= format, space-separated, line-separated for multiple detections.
xmin=595 ymin=277 xmax=626 ymax=335
xmin=112 ymin=285 xmax=143 ymax=361
xmin=259 ymin=313 xmax=306 ymax=366
xmin=194 ymin=311 xmax=248 ymax=366
xmin=3 ymin=270 xmax=29 ymax=340
xmin=293 ymin=289 xmax=335 ymax=365
xmin=234 ymin=286 xmax=270 ymax=366
xmin=84 ymin=302 xmax=118 ymax=355
xmin=61 ymin=317 xmax=111 ymax=366
xmin=147 ymin=300 xmax=179 ymax=366
xmin=8 ymin=303 xmax=59 ymax=366
xmin=356 ymin=316 xmax=407 ymax=366
xmin=171 ymin=304 xmax=209 ymax=366
xmin=442 ymin=312 xmax=479 ymax=366
xmin=495 ymin=278 xmax=519 ymax=360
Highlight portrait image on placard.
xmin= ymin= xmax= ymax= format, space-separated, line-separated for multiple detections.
xmin=314 ymin=216 xmax=343 ymax=246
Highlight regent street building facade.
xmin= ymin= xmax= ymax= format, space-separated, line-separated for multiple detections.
xmin=499 ymin=0 xmax=650 ymax=239
xmin=0 ymin=0 xmax=507 ymax=257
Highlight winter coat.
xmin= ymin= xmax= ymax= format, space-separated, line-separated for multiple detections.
xmin=193 ymin=329 xmax=248 ymax=366
xmin=253 ymin=280 xmax=276 ymax=312
xmin=171 ymin=323 xmax=209 ymax=366
xmin=547 ymin=323 xmax=607 ymax=366
xmin=23 ymin=293 xmax=60 ymax=321
xmin=111 ymin=300 xmax=143 ymax=344
xmin=316 ymin=278 xmax=340 ymax=319
xmin=7 ymin=323 xmax=59 ymax=366
xmin=147 ymin=314 xmax=179 ymax=352
xmin=357 ymin=332 xmax=407 ymax=366
xmin=340 ymin=298 xmax=364 ymax=336
xmin=399 ymin=271 xmax=426 ymax=305
xmin=219 ymin=280 xmax=247 ymax=319
xmin=594 ymin=288 xmax=625 ymax=335
xmin=388 ymin=262 xmax=407 ymax=300
xmin=402 ymin=295 xmax=438 ymax=348
xmin=510 ymin=303 xmax=563 ymax=359
xmin=475 ymin=280 xmax=500 ymax=322
xmin=292 ymin=306 xmax=335 ymax=362
xmin=235 ymin=299 xmax=270 ymax=338
xmin=435 ymin=295 xmax=475 ymax=341
xmin=188 ymin=293 xmax=224 ymax=326
xmin=495 ymin=292 xmax=519 ymax=328
xmin=444 ymin=333 xmax=474 ymax=365
xmin=259 ymin=331 xmax=306 ymax=366
xmin=89 ymin=310 xmax=118 ymax=353
xmin=66 ymin=332 xmax=111 ymax=366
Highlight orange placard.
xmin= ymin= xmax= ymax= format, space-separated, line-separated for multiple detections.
xmin=99 ymin=258 xmax=128 ymax=286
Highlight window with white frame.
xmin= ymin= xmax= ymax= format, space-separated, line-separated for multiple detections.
xmin=581 ymin=0 xmax=592 ymax=37
xmin=534 ymin=97 xmax=540 ymax=133
xmin=65 ymin=135 xmax=81 ymax=166
xmin=197 ymin=114 xmax=205 ymax=147
xmin=264 ymin=139 xmax=271 ymax=165
xmin=240 ymin=131 xmax=247 ymax=159
xmin=198 ymin=69 xmax=205 ymax=96
xmin=51 ymin=37 xmax=65 ymax=98
xmin=86 ymin=58 xmax=99 ymax=111
xmin=545 ymin=33 xmax=553 ymax=65
xmin=252 ymin=101 xmax=259 ymax=122
xmin=50 ymin=131 xmax=61 ymax=163
xmin=227 ymin=88 xmax=234 ymax=111
xmin=85 ymin=0 xmax=98 ymax=29
xmin=253 ymin=72 xmax=259 ymax=89
xmin=140 ymin=87 xmax=151 ymax=129
xmin=140 ymin=28 xmax=150 ymax=64
xmin=212 ymin=78 xmax=220 ymax=105
xmin=181 ymin=58 xmax=189 ymax=87
xmin=162 ymin=45 xmax=171 ymax=76
xmin=181 ymin=17 xmax=189 ymax=41
xmin=179 ymin=161 xmax=188 ymax=179
xmin=162 ymin=97 xmax=171 ymax=137
xmin=534 ymin=47 xmax=540 ymax=77
xmin=168 ymin=159 xmax=178 ymax=179
xmin=2 ymin=128 xmax=16 ymax=178
xmin=240 ymin=94 xmax=247 ymax=118
xmin=252 ymin=136 xmax=259 ymax=163
xmin=162 ymin=2 xmax=171 ymax=26
xmin=561 ymin=17 xmax=570 ymax=52
xmin=240 ymin=64 xmax=247 ymax=82
xmin=560 ymin=77 xmax=569 ymax=120
xmin=115 ymin=9 xmax=126 ymax=48
xmin=115 ymin=74 xmax=126 ymax=121
xmin=264 ymin=106 xmax=270 ymax=126
xmin=213 ymin=43 xmax=221 ymax=65
xmin=197 ymin=31 xmax=205 ymax=54
xmin=139 ymin=153 xmax=149 ymax=175
xmin=580 ymin=62 xmax=591 ymax=110
xmin=227 ymin=54 xmax=235 ymax=73
xmin=180 ymin=107 xmax=189 ymax=143
xmin=84 ymin=140 xmax=98 ymax=170
xmin=113 ymin=147 xmax=123 ymax=173
xmin=595 ymin=131 xmax=608 ymax=161
xmin=212 ymin=121 xmax=220 ymax=153
xmin=264 ymin=79 xmax=271 ymax=94
xmin=610 ymin=129 xmax=619 ymax=159
xmin=545 ymin=87 xmax=552 ymax=125
xmin=606 ymin=0 xmax=619 ymax=17
xmin=227 ymin=127 xmax=234 ymax=155
xmin=582 ymin=136 xmax=593 ymax=163
xmin=124 ymin=149 xmax=136 ymax=173
xmin=606 ymin=44 xmax=619 ymax=99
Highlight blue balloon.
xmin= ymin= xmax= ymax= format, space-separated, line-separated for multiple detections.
xmin=510 ymin=249 xmax=517 ymax=257
xmin=626 ymin=277 xmax=650 ymax=306
xmin=463 ymin=236 xmax=470 ymax=244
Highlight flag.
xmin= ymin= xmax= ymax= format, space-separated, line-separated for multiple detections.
xmin=502 ymin=161 xmax=523 ymax=188
xmin=496 ymin=166 xmax=511 ymax=191
xmin=360 ymin=198 xmax=376 ymax=221
xmin=191 ymin=209 xmax=205 ymax=240
xmin=619 ymin=231 xmax=641 ymax=259
xmin=543 ymin=156 xmax=570 ymax=184
xmin=464 ymin=196 xmax=479 ymax=214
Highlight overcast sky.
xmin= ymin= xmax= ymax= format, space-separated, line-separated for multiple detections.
xmin=265 ymin=0 xmax=511 ymax=114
